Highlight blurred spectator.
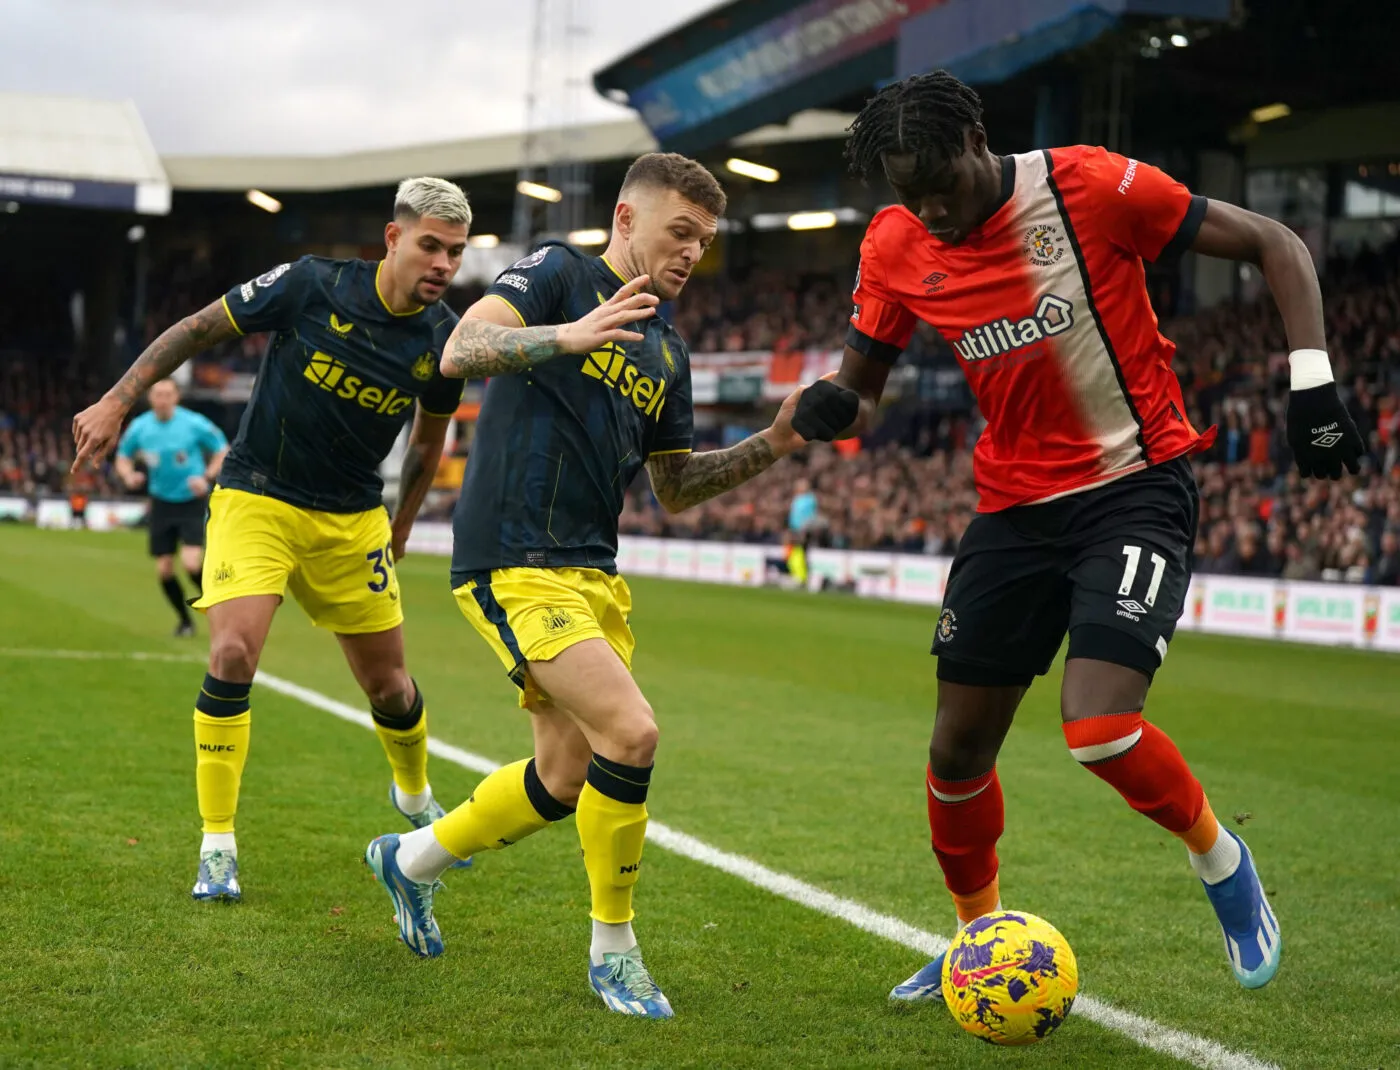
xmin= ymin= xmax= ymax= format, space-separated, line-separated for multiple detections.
xmin=788 ymin=477 xmax=819 ymax=535
xmin=1374 ymin=529 xmax=1400 ymax=586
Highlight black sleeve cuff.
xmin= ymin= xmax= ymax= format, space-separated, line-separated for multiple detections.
xmin=846 ymin=324 xmax=904 ymax=365
xmin=1156 ymin=194 xmax=1208 ymax=262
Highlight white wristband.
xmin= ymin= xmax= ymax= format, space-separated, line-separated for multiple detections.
xmin=1288 ymin=349 xmax=1333 ymax=391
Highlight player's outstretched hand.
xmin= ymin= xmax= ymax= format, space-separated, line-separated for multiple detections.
xmin=792 ymin=374 xmax=860 ymax=442
xmin=71 ymin=396 xmax=127 ymax=472
xmin=187 ymin=475 xmax=210 ymax=497
xmin=123 ymin=469 xmax=147 ymax=491
xmin=764 ymin=385 xmax=810 ymax=457
xmin=556 ymin=274 xmax=659 ymax=354
xmin=1286 ymin=383 xmax=1364 ymax=480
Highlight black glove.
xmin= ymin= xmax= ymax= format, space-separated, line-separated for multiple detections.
xmin=1285 ymin=383 xmax=1364 ymax=479
xmin=792 ymin=379 xmax=860 ymax=442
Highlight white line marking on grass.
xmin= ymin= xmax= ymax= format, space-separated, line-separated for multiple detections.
xmin=0 ymin=648 xmax=200 ymax=663
xmin=8 ymin=649 xmax=1280 ymax=1070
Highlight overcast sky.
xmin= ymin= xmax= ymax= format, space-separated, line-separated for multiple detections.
xmin=1 ymin=0 xmax=719 ymax=155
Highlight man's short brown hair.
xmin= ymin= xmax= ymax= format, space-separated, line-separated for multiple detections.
xmin=620 ymin=153 xmax=727 ymax=217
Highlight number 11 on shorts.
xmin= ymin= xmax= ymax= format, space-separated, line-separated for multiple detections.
xmin=1119 ymin=544 xmax=1166 ymax=607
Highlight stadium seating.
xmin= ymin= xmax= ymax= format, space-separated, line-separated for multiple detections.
xmin=5 ymin=239 xmax=1397 ymax=584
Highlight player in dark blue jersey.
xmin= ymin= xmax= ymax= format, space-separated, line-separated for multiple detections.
xmin=73 ymin=178 xmax=473 ymax=902
xmin=365 ymin=154 xmax=808 ymax=1018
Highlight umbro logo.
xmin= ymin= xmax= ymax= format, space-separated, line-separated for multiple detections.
xmin=923 ymin=272 xmax=947 ymax=294
xmin=1310 ymin=423 xmax=1342 ymax=448
xmin=1117 ymin=599 xmax=1148 ymax=614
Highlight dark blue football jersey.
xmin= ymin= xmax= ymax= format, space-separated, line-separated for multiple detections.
xmin=217 ymin=256 xmax=463 ymax=512
xmin=450 ymin=242 xmax=694 ymax=580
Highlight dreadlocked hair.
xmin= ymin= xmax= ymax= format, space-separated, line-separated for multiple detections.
xmin=844 ymin=71 xmax=984 ymax=181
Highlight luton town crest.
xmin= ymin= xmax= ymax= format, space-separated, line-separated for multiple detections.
xmin=1024 ymin=224 xmax=1065 ymax=267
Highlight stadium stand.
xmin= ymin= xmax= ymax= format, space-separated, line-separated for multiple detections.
xmin=8 ymin=235 xmax=1395 ymax=585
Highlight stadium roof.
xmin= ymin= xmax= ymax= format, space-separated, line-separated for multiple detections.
xmin=163 ymin=119 xmax=655 ymax=192
xmin=593 ymin=0 xmax=1235 ymax=153
xmin=160 ymin=109 xmax=855 ymax=193
xmin=0 ymin=92 xmax=170 ymax=214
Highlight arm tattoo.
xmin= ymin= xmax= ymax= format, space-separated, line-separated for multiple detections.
xmin=108 ymin=300 xmax=238 ymax=408
xmin=647 ymin=434 xmax=778 ymax=513
xmin=444 ymin=318 xmax=564 ymax=379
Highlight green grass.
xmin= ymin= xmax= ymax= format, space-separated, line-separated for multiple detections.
xmin=0 ymin=525 xmax=1396 ymax=1069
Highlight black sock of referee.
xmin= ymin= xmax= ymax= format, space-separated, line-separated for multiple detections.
xmin=186 ymin=567 xmax=203 ymax=598
xmin=161 ymin=576 xmax=192 ymax=625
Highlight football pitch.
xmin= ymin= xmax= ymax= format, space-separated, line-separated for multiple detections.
xmin=1 ymin=525 xmax=1396 ymax=1070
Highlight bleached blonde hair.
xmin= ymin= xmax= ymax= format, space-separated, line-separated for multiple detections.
xmin=394 ymin=177 xmax=472 ymax=227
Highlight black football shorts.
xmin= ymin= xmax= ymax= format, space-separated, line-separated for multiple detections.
xmin=932 ymin=457 xmax=1198 ymax=686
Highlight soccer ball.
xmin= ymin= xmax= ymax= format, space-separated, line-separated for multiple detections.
xmin=941 ymin=910 xmax=1079 ymax=1046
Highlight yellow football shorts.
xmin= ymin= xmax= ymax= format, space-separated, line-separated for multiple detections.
xmin=193 ymin=486 xmax=403 ymax=634
xmin=454 ymin=566 xmax=635 ymax=708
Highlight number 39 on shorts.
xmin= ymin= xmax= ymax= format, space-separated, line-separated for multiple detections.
xmin=366 ymin=542 xmax=395 ymax=592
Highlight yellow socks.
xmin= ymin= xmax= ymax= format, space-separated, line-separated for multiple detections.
xmin=430 ymin=758 xmax=572 ymax=861
xmin=193 ymin=675 xmax=252 ymax=835
xmin=372 ymin=684 xmax=430 ymax=802
xmin=576 ymin=755 xmax=652 ymax=925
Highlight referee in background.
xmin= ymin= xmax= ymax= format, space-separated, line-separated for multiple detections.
xmin=116 ymin=379 xmax=228 ymax=636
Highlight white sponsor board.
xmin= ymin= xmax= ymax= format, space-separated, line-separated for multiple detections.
xmin=34 ymin=498 xmax=149 ymax=532
xmin=1373 ymin=589 xmax=1400 ymax=652
xmin=728 ymin=544 xmax=765 ymax=586
xmin=0 ymin=495 xmax=33 ymax=522
xmin=893 ymin=554 xmax=943 ymax=604
xmin=630 ymin=536 xmax=664 ymax=577
xmin=1193 ymin=575 xmax=1280 ymax=639
xmin=660 ymin=539 xmax=699 ymax=580
xmin=1284 ymin=581 xmax=1365 ymax=646
xmin=695 ymin=542 xmax=729 ymax=583
xmin=409 ymin=522 xmax=453 ymax=557
xmin=805 ymin=548 xmax=848 ymax=590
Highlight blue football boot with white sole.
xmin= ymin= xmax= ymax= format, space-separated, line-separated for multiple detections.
xmin=191 ymin=850 xmax=241 ymax=902
xmin=589 ymin=948 xmax=674 ymax=1019
xmin=889 ymin=950 xmax=947 ymax=1002
xmin=1200 ymin=829 xmax=1281 ymax=989
xmin=387 ymin=784 xmax=471 ymax=868
xmin=365 ymin=833 xmax=444 ymax=958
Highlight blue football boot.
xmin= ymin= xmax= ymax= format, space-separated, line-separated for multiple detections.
xmin=365 ymin=833 xmax=444 ymax=958
xmin=589 ymin=948 xmax=674 ymax=1019
xmin=889 ymin=949 xmax=947 ymax=1002
xmin=1200 ymin=830 xmax=1282 ymax=989
xmin=191 ymin=850 xmax=241 ymax=902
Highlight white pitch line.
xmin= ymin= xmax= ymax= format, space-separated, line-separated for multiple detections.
xmin=0 ymin=647 xmax=200 ymax=663
xmin=7 ymin=648 xmax=1281 ymax=1070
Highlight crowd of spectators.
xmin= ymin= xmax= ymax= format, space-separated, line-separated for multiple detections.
xmin=5 ymin=237 xmax=1398 ymax=584
xmin=0 ymin=355 xmax=120 ymax=498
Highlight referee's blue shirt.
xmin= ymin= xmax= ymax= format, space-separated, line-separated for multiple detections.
xmin=118 ymin=407 xmax=227 ymax=503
